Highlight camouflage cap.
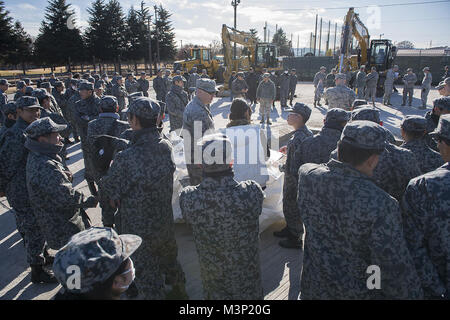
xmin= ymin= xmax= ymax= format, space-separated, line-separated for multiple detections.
xmin=25 ymin=117 xmax=67 ymax=138
xmin=79 ymin=82 xmax=94 ymax=91
xmin=54 ymin=81 xmax=64 ymax=88
xmin=16 ymin=81 xmax=26 ymax=90
xmin=196 ymin=78 xmax=217 ymax=93
xmin=191 ymin=67 xmax=197 ymax=72
xmin=172 ymin=75 xmax=186 ymax=83
xmin=423 ymin=67 xmax=430 ymax=71
xmin=53 ymin=227 xmax=142 ymax=294
xmin=93 ymin=74 xmax=100 ymax=81
xmin=263 ymin=73 xmax=271 ymax=78
xmin=351 ymin=107 xmax=380 ymax=124
xmin=70 ymin=79 xmax=79 ymax=86
xmin=430 ymin=114 xmax=450 ymax=140
xmin=99 ymin=95 xmax=118 ymax=112
xmin=128 ymin=92 xmax=144 ymax=101
xmin=123 ymin=96 xmax=160 ymax=120
xmin=320 ymin=66 xmax=326 ymax=70
xmin=94 ymin=80 xmax=105 ymax=89
xmin=23 ymin=78 xmax=31 ymax=84
xmin=436 ymin=81 xmax=446 ymax=90
xmin=40 ymin=82 xmax=52 ymax=89
xmin=87 ymin=77 xmax=95 ymax=84
xmin=291 ymin=68 xmax=296 ymax=72
xmin=352 ymin=99 xmax=368 ymax=109
xmin=285 ymin=102 xmax=312 ymax=122
xmin=340 ymin=120 xmax=387 ymax=150
xmin=25 ymin=86 xmax=34 ymax=95
xmin=140 ymin=71 xmax=146 ymax=75
xmin=325 ymin=108 xmax=350 ymax=123
xmin=115 ymin=76 xmax=123 ymax=81
xmin=32 ymin=88 xmax=51 ymax=101
xmin=335 ymin=73 xmax=347 ymax=80
xmin=237 ymin=72 xmax=244 ymax=77
xmin=199 ymin=133 xmax=233 ymax=173
xmin=2 ymin=102 xmax=17 ymax=115
xmin=0 ymin=79 xmax=10 ymax=86
xmin=16 ymin=96 xmax=43 ymax=110
xmin=102 ymin=73 xmax=109 ymax=78
xmin=401 ymin=115 xmax=427 ymax=132
xmin=434 ymin=96 xmax=450 ymax=111
xmin=407 ymin=67 xmax=413 ymax=72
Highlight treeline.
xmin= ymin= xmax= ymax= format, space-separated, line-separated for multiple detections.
xmin=0 ymin=0 xmax=177 ymax=74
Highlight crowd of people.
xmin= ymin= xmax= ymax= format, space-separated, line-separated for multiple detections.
xmin=0 ymin=64 xmax=448 ymax=300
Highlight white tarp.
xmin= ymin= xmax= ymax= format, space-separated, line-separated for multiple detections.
xmin=169 ymin=125 xmax=285 ymax=233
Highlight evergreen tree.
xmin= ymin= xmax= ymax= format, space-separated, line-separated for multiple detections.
xmin=34 ymin=0 xmax=85 ymax=68
xmin=0 ymin=1 xmax=15 ymax=63
xmin=104 ymin=0 xmax=126 ymax=63
xmin=85 ymin=0 xmax=108 ymax=61
xmin=249 ymin=28 xmax=260 ymax=42
xmin=125 ymin=6 xmax=145 ymax=63
xmin=272 ymin=27 xmax=290 ymax=56
xmin=7 ymin=21 xmax=33 ymax=73
xmin=155 ymin=5 xmax=176 ymax=61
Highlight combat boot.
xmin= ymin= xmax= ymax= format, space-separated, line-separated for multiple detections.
xmin=273 ymin=226 xmax=290 ymax=238
xmin=313 ymin=101 xmax=317 ymax=108
xmin=279 ymin=238 xmax=302 ymax=250
xmin=31 ymin=265 xmax=57 ymax=284
xmin=260 ymin=117 xmax=265 ymax=124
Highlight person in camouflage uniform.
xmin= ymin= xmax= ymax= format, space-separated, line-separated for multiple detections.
xmin=14 ymin=81 xmax=27 ymax=101
xmin=365 ymin=67 xmax=379 ymax=106
xmin=313 ymin=66 xmax=327 ymax=106
xmin=278 ymin=70 xmax=290 ymax=109
xmin=425 ymin=97 xmax=450 ymax=151
xmin=187 ymin=67 xmax=201 ymax=100
xmin=65 ymin=79 xmax=81 ymax=142
xmin=153 ymin=70 xmax=167 ymax=103
xmin=231 ymin=72 xmax=249 ymax=100
xmin=73 ymin=82 xmax=101 ymax=194
xmin=25 ymin=117 xmax=96 ymax=250
xmin=164 ymin=70 xmax=173 ymax=94
xmin=288 ymin=69 xmax=298 ymax=106
xmin=99 ymin=97 xmax=187 ymax=300
xmin=125 ymin=73 xmax=139 ymax=94
xmin=166 ymin=75 xmax=188 ymax=132
xmin=274 ymin=103 xmax=313 ymax=249
xmin=297 ymin=120 xmax=423 ymax=299
xmin=112 ymin=76 xmax=128 ymax=112
xmin=324 ymin=73 xmax=356 ymax=110
xmin=0 ymin=102 xmax=17 ymax=139
xmin=256 ymin=73 xmax=276 ymax=125
xmin=420 ymin=67 xmax=433 ymax=109
xmin=41 ymin=82 xmax=61 ymax=114
xmin=298 ymin=108 xmax=350 ymax=165
xmin=0 ymin=97 xmax=56 ymax=283
xmin=355 ymin=65 xmax=366 ymax=99
xmin=53 ymin=227 xmax=142 ymax=300
xmin=401 ymin=114 xmax=450 ymax=299
xmin=86 ymin=96 xmax=129 ymax=227
xmin=137 ymin=72 xmax=150 ymax=97
xmin=325 ymin=68 xmax=337 ymax=89
xmin=180 ymin=133 xmax=264 ymax=300
xmin=183 ymin=79 xmax=216 ymax=186
xmin=0 ymin=79 xmax=10 ymax=126
xmin=383 ymin=65 xmax=399 ymax=106
xmin=402 ymin=68 xmax=417 ymax=107
xmin=400 ymin=115 xmax=443 ymax=174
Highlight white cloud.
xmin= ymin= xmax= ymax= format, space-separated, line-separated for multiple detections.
xmin=16 ymin=3 xmax=37 ymax=11
xmin=175 ymin=27 xmax=221 ymax=46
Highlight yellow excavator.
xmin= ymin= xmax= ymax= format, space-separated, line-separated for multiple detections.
xmin=338 ymin=7 xmax=397 ymax=95
xmin=173 ymin=46 xmax=221 ymax=79
xmin=219 ymin=24 xmax=282 ymax=96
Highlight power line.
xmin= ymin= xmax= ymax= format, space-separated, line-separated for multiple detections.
xmin=272 ymin=0 xmax=450 ymax=11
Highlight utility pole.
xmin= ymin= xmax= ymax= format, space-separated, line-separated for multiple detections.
xmin=290 ymin=33 xmax=293 ymax=56
xmin=313 ymin=14 xmax=318 ymax=56
xmin=333 ymin=23 xmax=337 ymax=56
xmin=264 ymin=21 xmax=267 ymax=42
xmin=231 ymin=0 xmax=241 ymax=60
xmin=147 ymin=16 xmax=153 ymax=76
xmin=180 ymin=40 xmax=183 ymax=48
xmin=154 ymin=5 xmax=161 ymax=67
xmin=297 ymin=34 xmax=300 ymax=56
xmin=268 ymin=29 xmax=270 ymax=42
xmin=310 ymin=32 xmax=313 ymax=53
xmin=318 ymin=18 xmax=322 ymax=56
xmin=326 ymin=20 xmax=330 ymax=54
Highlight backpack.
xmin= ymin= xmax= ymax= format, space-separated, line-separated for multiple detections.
xmin=91 ymin=121 xmax=118 ymax=175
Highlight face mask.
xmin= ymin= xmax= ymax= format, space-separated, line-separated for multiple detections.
xmin=117 ymin=258 xmax=135 ymax=290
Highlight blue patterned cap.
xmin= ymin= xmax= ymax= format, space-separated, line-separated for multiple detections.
xmin=199 ymin=133 xmax=233 ymax=173
xmin=2 ymin=102 xmax=17 ymax=115
xmin=41 ymin=82 xmax=52 ymax=89
xmin=352 ymin=99 xmax=368 ymax=109
xmin=433 ymin=96 xmax=450 ymax=111
xmin=123 ymin=96 xmax=160 ymax=120
xmin=79 ymin=82 xmax=94 ymax=91
xmin=99 ymin=95 xmax=118 ymax=112
xmin=32 ymin=88 xmax=50 ymax=101
xmin=285 ymin=102 xmax=312 ymax=122
xmin=16 ymin=81 xmax=26 ymax=89
xmin=0 ymin=79 xmax=10 ymax=86
xmin=53 ymin=227 xmax=142 ymax=294
xmin=16 ymin=96 xmax=43 ymax=110
xmin=340 ymin=120 xmax=387 ymax=150
xmin=401 ymin=115 xmax=427 ymax=132
xmin=325 ymin=108 xmax=350 ymax=123
xmin=25 ymin=117 xmax=67 ymax=138
xmin=351 ymin=107 xmax=380 ymax=124
xmin=430 ymin=114 xmax=450 ymax=140
xmin=196 ymin=78 xmax=217 ymax=93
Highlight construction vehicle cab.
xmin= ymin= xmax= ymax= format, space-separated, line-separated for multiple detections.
xmin=256 ymin=43 xmax=279 ymax=69
xmin=368 ymin=40 xmax=397 ymax=72
xmin=173 ymin=47 xmax=221 ymax=79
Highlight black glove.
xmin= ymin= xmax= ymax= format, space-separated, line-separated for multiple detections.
xmin=82 ymin=195 xmax=98 ymax=208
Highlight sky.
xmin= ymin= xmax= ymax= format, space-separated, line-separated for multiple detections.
xmin=4 ymin=0 xmax=450 ymax=50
